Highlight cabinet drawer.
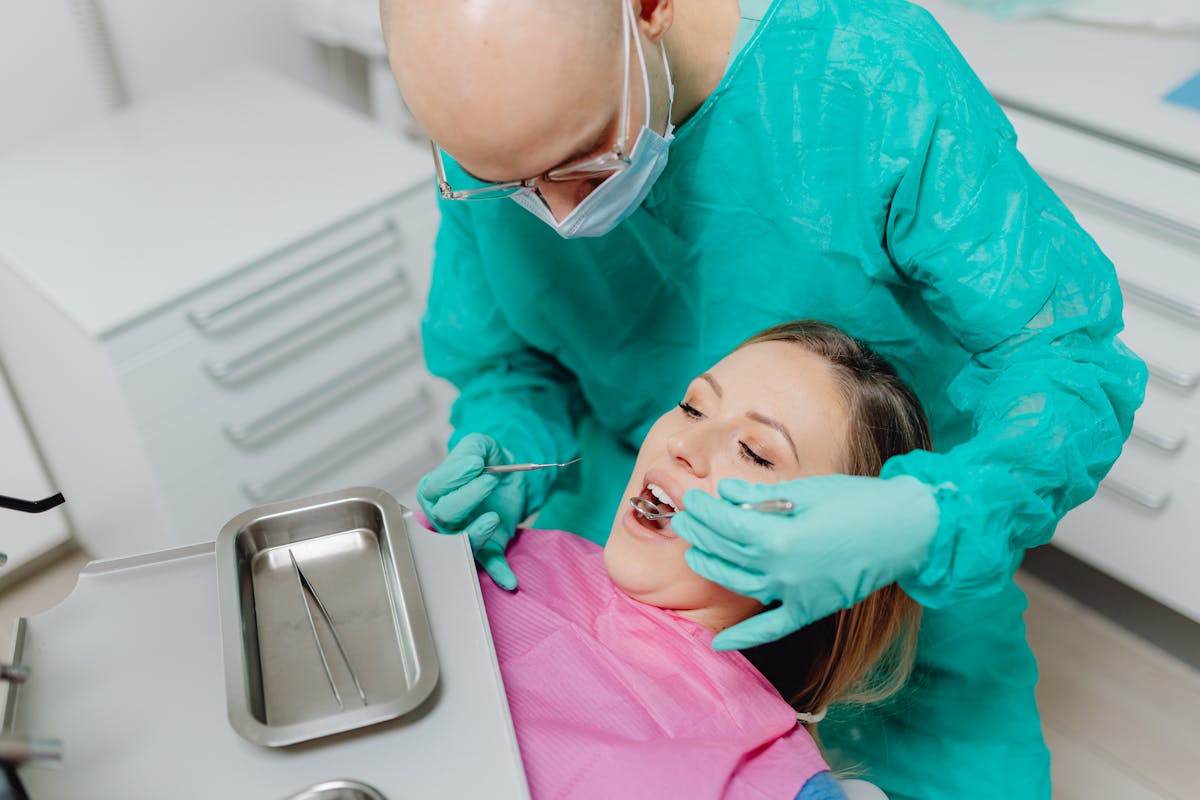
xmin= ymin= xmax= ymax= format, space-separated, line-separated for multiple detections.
xmin=158 ymin=420 xmax=448 ymax=544
xmin=1055 ymin=458 xmax=1200 ymax=622
xmin=103 ymin=190 xmax=437 ymax=366
xmin=134 ymin=346 xmax=441 ymax=492
xmin=1050 ymin=177 xmax=1200 ymax=327
xmin=116 ymin=255 xmax=420 ymax=432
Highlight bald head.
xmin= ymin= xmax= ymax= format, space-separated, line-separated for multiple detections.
xmin=382 ymin=0 xmax=625 ymax=182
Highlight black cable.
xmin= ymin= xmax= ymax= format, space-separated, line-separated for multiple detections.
xmin=0 ymin=493 xmax=65 ymax=514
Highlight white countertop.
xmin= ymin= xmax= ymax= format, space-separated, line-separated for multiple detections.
xmin=8 ymin=530 xmax=530 ymax=798
xmin=0 ymin=65 xmax=432 ymax=337
xmin=914 ymin=0 xmax=1200 ymax=167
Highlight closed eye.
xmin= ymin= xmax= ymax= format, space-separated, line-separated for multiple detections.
xmin=740 ymin=441 xmax=774 ymax=469
xmin=678 ymin=401 xmax=703 ymax=419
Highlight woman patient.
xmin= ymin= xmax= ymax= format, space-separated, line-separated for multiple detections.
xmin=431 ymin=321 xmax=930 ymax=800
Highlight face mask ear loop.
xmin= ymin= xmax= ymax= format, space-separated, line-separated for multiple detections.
xmin=618 ymin=0 xmax=632 ymax=148
xmin=659 ymin=39 xmax=675 ymax=136
xmin=629 ymin=0 xmax=653 ymax=140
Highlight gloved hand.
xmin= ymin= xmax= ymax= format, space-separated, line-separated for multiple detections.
xmin=673 ymin=474 xmax=940 ymax=651
xmin=417 ymin=433 xmax=530 ymax=590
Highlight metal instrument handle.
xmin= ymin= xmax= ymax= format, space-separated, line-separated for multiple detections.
xmin=1130 ymin=423 xmax=1187 ymax=454
xmin=224 ymin=333 xmax=420 ymax=448
xmin=242 ymin=388 xmax=432 ymax=503
xmin=205 ymin=271 xmax=409 ymax=386
xmin=484 ymin=457 xmax=581 ymax=474
xmin=744 ymin=499 xmax=795 ymax=514
xmin=187 ymin=220 xmax=402 ymax=333
xmin=1145 ymin=358 xmax=1200 ymax=390
xmin=629 ymin=495 xmax=795 ymax=520
xmin=1100 ymin=476 xmax=1170 ymax=511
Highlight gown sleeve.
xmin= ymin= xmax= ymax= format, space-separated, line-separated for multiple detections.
xmin=794 ymin=771 xmax=850 ymax=800
xmin=421 ymin=195 xmax=582 ymax=509
xmin=880 ymin=20 xmax=1148 ymax=607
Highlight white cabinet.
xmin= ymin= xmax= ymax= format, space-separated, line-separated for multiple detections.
xmin=911 ymin=0 xmax=1200 ymax=622
xmin=0 ymin=67 xmax=451 ymax=557
xmin=1009 ymin=109 xmax=1200 ymax=623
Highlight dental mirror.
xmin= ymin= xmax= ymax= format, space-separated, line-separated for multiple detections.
xmin=628 ymin=496 xmax=795 ymax=520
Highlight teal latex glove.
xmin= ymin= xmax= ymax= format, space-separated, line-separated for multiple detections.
xmin=674 ymin=474 xmax=940 ymax=651
xmin=417 ymin=433 xmax=529 ymax=590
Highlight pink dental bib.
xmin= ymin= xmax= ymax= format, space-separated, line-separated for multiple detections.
xmin=479 ymin=528 xmax=829 ymax=799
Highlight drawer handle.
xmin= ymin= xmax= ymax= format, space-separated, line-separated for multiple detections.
xmin=241 ymin=387 xmax=433 ymax=503
xmin=1045 ymin=172 xmax=1200 ymax=247
xmin=1099 ymin=476 xmax=1170 ymax=511
xmin=205 ymin=271 xmax=409 ymax=385
xmin=1130 ymin=424 xmax=1187 ymax=454
xmin=375 ymin=440 xmax=444 ymax=495
xmin=1145 ymin=358 xmax=1200 ymax=391
xmin=187 ymin=221 xmax=402 ymax=333
xmin=224 ymin=333 xmax=421 ymax=448
xmin=1044 ymin=174 xmax=1200 ymax=326
xmin=1121 ymin=279 xmax=1200 ymax=326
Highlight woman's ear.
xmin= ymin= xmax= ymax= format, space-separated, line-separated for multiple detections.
xmin=636 ymin=0 xmax=674 ymax=42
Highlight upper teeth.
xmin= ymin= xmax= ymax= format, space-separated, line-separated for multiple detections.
xmin=647 ymin=483 xmax=678 ymax=510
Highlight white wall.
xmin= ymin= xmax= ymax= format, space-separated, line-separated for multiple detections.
xmin=0 ymin=0 xmax=371 ymax=157
xmin=0 ymin=1 xmax=111 ymax=153
xmin=98 ymin=0 xmax=368 ymax=110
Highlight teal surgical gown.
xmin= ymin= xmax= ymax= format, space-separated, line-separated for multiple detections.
xmin=420 ymin=1 xmax=1147 ymax=797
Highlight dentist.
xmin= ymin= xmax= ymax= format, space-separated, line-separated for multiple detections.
xmin=381 ymin=1 xmax=1146 ymax=797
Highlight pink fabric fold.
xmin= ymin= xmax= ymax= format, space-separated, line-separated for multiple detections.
xmin=478 ymin=527 xmax=829 ymax=800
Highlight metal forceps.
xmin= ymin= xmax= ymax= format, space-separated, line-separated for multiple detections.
xmin=289 ymin=550 xmax=367 ymax=709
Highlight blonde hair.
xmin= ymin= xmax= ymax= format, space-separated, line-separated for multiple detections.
xmin=735 ymin=321 xmax=927 ymax=734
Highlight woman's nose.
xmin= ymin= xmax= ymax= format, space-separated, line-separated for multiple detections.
xmin=667 ymin=427 xmax=709 ymax=477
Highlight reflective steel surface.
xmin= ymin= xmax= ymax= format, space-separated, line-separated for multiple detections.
xmin=217 ymin=487 xmax=439 ymax=746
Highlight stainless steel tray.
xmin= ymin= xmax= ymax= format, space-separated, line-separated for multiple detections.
xmin=216 ymin=486 xmax=438 ymax=747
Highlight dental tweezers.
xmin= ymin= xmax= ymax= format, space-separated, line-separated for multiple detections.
xmin=289 ymin=550 xmax=367 ymax=709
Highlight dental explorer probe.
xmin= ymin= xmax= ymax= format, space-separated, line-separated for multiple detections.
xmin=484 ymin=457 xmax=582 ymax=474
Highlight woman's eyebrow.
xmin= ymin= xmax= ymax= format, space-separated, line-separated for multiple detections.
xmin=698 ymin=372 xmax=723 ymax=397
xmin=697 ymin=373 xmax=799 ymax=460
xmin=746 ymin=411 xmax=799 ymax=461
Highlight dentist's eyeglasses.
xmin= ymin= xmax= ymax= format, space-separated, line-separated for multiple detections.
xmin=431 ymin=0 xmax=651 ymax=201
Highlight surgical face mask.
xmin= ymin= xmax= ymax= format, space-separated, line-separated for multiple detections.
xmin=512 ymin=35 xmax=676 ymax=238
xmin=512 ymin=122 xmax=674 ymax=238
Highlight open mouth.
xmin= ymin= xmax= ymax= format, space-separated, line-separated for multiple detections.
xmin=633 ymin=481 xmax=679 ymax=532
